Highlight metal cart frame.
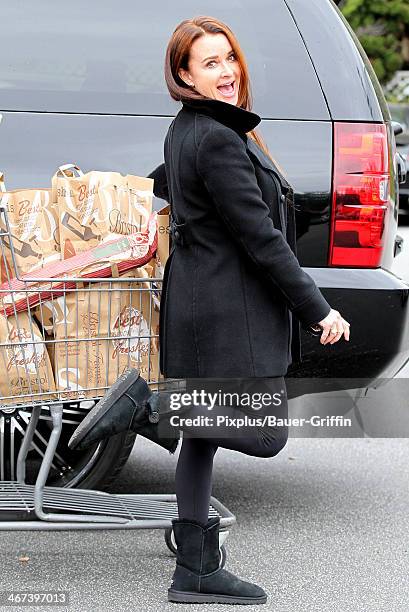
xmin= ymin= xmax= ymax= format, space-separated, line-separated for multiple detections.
xmin=0 ymin=200 xmax=235 ymax=557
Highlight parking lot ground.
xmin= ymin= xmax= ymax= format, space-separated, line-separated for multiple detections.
xmin=1 ymin=435 xmax=409 ymax=612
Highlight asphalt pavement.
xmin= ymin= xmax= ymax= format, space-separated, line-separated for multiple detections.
xmin=2 ymin=436 xmax=408 ymax=612
xmin=1 ymin=222 xmax=408 ymax=612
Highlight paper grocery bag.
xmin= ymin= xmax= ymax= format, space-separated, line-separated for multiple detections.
xmin=0 ymin=211 xmax=158 ymax=317
xmin=154 ymin=204 xmax=170 ymax=278
xmin=55 ymin=164 xmax=154 ymax=259
xmin=98 ymin=174 xmax=154 ymax=238
xmin=0 ymin=174 xmax=60 ymax=280
xmin=50 ymin=266 xmax=160 ymax=400
xmin=34 ymin=261 xmax=154 ymax=335
xmin=0 ymin=312 xmax=56 ymax=406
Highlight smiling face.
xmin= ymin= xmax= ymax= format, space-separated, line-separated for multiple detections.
xmin=178 ymin=32 xmax=241 ymax=106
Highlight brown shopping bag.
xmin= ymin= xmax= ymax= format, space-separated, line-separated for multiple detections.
xmin=0 ymin=311 xmax=56 ymax=406
xmin=50 ymin=266 xmax=160 ymax=400
xmin=154 ymin=204 xmax=170 ymax=278
xmin=0 ymin=212 xmax=158 ymax=317
xmin=35 ymin=261 xmax=156 ymax=336
xmin=54 ymin=164 xmax=154 ymax=259
xmin=98 ymin=173 xmax=154 ymax=237
xmin=0 ymin=173 xmax=60 ymax=281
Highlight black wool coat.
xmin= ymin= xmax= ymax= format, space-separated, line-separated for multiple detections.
xmin=148 ymin=97 xmax=331 ymax=378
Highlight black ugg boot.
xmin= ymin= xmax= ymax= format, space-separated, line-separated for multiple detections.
xmin=168 ymin=516 xmax=267 ymax=605
xmin=68 ymin=368 xmax=181 ymax=454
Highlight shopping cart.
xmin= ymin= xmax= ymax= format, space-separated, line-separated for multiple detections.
xmin=0 ymin=201 xmax=235 ymax=562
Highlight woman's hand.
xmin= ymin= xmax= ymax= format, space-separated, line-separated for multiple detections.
xmin=315 ymin=308 xmax=350 ymax=345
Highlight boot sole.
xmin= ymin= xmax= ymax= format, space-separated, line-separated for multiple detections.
xmin=167 ymin=589 xmax=267 ymax=604
xmin=68 ymin=368 xmax=140 ymax=450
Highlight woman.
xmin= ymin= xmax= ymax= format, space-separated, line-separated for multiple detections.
xmin=69 ymin=16 xmax=350 ymax=605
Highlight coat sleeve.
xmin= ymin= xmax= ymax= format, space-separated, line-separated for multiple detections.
xmin=196 ymin=125 xmax=331 ymax=327
xmin=147 ymin=163 xmax=169 ymax=202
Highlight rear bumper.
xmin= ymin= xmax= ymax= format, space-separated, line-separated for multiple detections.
xmin=288 ymin=267 xmax=409 ymax=383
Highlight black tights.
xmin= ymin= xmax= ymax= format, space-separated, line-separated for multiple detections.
xmin=172 ymin=377 xmax=288 ymax=525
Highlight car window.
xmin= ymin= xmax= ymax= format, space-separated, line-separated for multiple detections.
xmin=0 ymin=0 xmax=328 ymax=119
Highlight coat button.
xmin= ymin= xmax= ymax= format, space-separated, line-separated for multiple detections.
xmin=280 ymin=194 xmax=285 ymax=202
xmin=174 ymin=230 xmax=180 ymax=241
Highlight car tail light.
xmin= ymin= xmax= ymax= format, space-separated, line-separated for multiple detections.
xmin=329 ymin=122 xmax=390 ymax=267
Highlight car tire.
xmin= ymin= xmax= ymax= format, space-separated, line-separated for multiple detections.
xmin=0 ymin=401 xmax=137 ymax=493
xmin=70 ymin=430 xmax=137 ymax=492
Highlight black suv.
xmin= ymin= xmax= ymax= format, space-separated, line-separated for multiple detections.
xmin=0 ymin=0 xmax=407 ymax=490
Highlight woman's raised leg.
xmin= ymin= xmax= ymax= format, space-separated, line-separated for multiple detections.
xmin=174 ymin=376 xmax=289 ymax=523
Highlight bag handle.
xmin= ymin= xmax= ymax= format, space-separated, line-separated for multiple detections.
xmin=0 ymin=172 xmax=6 ymax=193
xmin=0 ymin=173 xmax=8 ymax=216
xmin=57 ymin=163 xmax=84 ymax=178
xmin=77 ymin=260 xmax=120 ymax=279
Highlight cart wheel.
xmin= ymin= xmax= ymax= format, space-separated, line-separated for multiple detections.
xmin=165 ymin=527 xmax=177 ymax=555
xmin=164 ymin=528 xmax=227 ymax=568
xmin=219 ymin=544 xmax=227 ymax=568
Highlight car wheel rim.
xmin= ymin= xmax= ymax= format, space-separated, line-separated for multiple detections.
xmin=0 ymin=400 xmax=106 ymax=487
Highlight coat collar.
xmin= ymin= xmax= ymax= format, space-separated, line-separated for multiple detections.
xmin=181 ymin=97 xmax=261 ymax=135
xmin=181 ymin=97 xmax=291 ymax=188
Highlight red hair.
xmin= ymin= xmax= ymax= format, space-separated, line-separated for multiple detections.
xmin=164 ymin=16 xmax=286 ymax=175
